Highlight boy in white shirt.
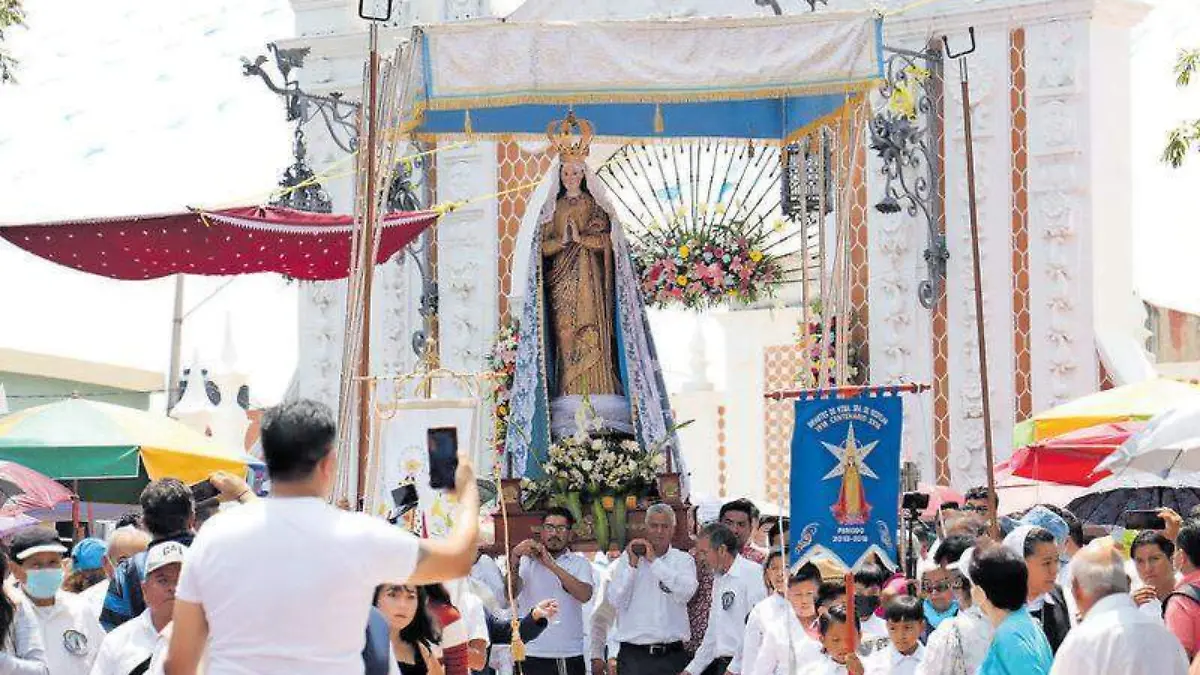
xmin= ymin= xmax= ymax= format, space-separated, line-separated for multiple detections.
xmin=797 ymin=605 xmax=864 ymax=675
xmin=864 ymin=596 xmax=925 ymax=675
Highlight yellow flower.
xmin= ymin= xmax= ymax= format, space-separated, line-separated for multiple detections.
xmin=676 ymin=275 xmax=688 ymax=286
xmin=679 ymin=245 xmax=690 ymax=258
xmin=749 ymin=250 xmax=763 ymax=262
xmin=772 ymin=219 xmax=785 ymax=233
xmin=715 ymin=203 xmax=727 ymax=215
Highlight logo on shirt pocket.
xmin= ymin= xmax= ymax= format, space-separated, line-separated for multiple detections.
xmin=63 ymin=629 xmax=89 ymax=656
xmin=659 ymin=581 xmax=672 ymax=594
xmin=721 ymin=591 xmax=735 ymax=611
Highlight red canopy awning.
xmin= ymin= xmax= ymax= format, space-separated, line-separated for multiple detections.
xmin=997 ymin=421 xmax=1146 ymax=487
xmin=0 ymin=206 xmax=438 ymax=281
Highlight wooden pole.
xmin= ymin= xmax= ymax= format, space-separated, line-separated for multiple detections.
xmin=955 ymin=53 xmax=1000 ymax=540
xmin=764 ymin=382 xmax=930 ymax=401
xmin=354 ymin=23 xmax=382 ymax=509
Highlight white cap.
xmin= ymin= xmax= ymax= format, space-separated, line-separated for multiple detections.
xmin=145 ymin=541 xmax=187 ymax=576
xmin=952 ymin=546 xmax=977 ymax=586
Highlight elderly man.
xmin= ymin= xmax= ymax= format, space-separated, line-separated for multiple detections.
xmin=83 ymin=528 xmax=150 ymax=622
xmin=1049 ymin=541 xmax=1188 ymax=675
xmin=605 ymin=504 xmax=698 ymax=675
xmin=684 ymin=523 xmax=766 ymax=675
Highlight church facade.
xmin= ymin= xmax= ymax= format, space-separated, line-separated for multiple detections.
xmin=282 ymin=0 xmax=1151 ymax=502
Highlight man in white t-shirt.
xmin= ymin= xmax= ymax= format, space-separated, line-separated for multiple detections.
xmin=164 ymin=399 xmax=481 ymax=675
xmin=90 ymin=540 xmax=186 ymax=675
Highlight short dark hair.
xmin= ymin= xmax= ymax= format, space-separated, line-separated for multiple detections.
xmin=1176 ymin=521 xmax=1200 ymax=568
xmin=139 ymin=478 xmax=194 ymax=539
xmin=719 ymin=498 xmax=759 ymax=523
xmin=1023 ymin=527 xmax=1057 ymax=558
xmin=934 ymin=535 xmax=974 ymax=567
xmin=116 ymin=511 xmax=143 ymax=530
xmin=940 ymin=501 xmax=961 ymax=512
xmin=699 ymin=522 xmax=739 ymax=555
xmin=854 ymin=563 xmax=889 ymax=589
xmin=791 ymin=562 xmax=821 ymax=586
xmin=964 ymin=486 xmax=997 ymax=507
xmin=817 ymin=579 xmax=847 ymax=608
xmin=543 ymin=506 xmax=576 ymax=530
xmin=1130 ymin=530 xmax=1176 ymax=560
xmin=883 ymin=595 xmax=925 ymax=623
xmin=765 ymin=550 xmax=784 ymax=569
xmin=260 ymin=399 xmax=337 ymax=482
xmin=818 ymin=603 xmax=859 ymax=635
xmin=970 ymin=545 xmax=1028 ymax=612
xmin=1039 ymin=504 xmax=1083 ymax=548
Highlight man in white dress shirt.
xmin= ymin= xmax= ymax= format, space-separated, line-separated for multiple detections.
xmin=510 ymin=507 xmax=594 ymax=675
xmin=684 ymin=523 xmax=766 ymax=675
xmin=606 ymin=504 xmax=698 ymax=675
xmin=90 ymin=541 xmax=186 ymax=675
xmin=1049 ymin=540 xmax=1188 ymax=675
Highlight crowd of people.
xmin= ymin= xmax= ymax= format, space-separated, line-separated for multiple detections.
xmin=0 ymin=399 xmax=1199 ymax=674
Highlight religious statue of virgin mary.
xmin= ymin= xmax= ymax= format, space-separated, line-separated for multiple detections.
xmin=504 ymin=112 xmax=685 ymax=482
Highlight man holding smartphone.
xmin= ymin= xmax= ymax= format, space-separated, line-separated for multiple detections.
xmin=164 ymin=399 xmax=481 ymax=675
xmin=606 ymin=504 xmax=698 ymax=675
xmin=509 ymin=508 xmax=594 ymax=675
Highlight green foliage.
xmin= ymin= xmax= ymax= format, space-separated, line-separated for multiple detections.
xmin=1164 ymin=48 xmax=1200 ymax=168
xmin=0 ymin=0 xmax=26 ymax=85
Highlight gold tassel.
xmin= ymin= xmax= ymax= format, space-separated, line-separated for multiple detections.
xmin=653 ymin=104 xmax=665 ymax=134
xmin=510 ymin=623 xmax=525 ymax=662
xmin=464 ymin=110 xmax=473 ymax=135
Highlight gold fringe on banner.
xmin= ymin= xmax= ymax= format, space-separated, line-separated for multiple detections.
xmin=653 ymin=104 xmax=665 ymax=134
xmin=464 ymin=109 xmax=474 ymax=135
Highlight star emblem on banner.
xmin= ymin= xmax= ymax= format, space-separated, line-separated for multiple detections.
xmin=820 ymin=424 xmax=880 ymax=481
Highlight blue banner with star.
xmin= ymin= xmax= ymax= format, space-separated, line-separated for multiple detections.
xmin=789 ymin=394 xmax=902 ymax=570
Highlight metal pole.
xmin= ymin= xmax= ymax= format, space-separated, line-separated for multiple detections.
xmin=956 ymin=55 xmax=1000 ymax=539
xmin=355 ymin=23 xmax=382 ymax=509
xmin=167 ymin=274 xmax=185 ymax=412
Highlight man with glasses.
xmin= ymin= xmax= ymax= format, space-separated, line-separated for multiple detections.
xmin=509 ymin=507 xmax=594 ymax=675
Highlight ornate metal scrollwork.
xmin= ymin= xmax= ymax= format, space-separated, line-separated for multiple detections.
xmin=271 ymin=128 xmax=334 ymax=213
xmin=870 ymin=45 xmax=947 ymax=309
xmin=241 ymin=43 xmax=361 ymax=154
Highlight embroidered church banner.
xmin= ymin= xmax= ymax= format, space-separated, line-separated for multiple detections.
xmin=789 ymin=393 xmax=901 ymax=570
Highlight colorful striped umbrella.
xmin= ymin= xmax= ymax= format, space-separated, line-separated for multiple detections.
xmin=999 ymin=421 xmax=1146 ymax=487
xmin=1012 ymin=379 xmax=1200 ymax=447
xmin=0 ymin=398 xmax=256 ymax=503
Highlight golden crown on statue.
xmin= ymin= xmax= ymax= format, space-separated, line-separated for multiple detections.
xmin=546 ymin=110 xmax=594 ymax=163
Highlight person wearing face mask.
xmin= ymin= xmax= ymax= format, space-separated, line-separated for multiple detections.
xmin=9 ymin=528 xmax=105 ymax=675
xmin=1003 ymin=526 xmax=1070 ymax=653
xmin=852 ymin=564 xmax=890 ymax=646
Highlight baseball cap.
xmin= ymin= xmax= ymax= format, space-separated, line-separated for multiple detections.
xmin=144 ymin=541 xmax=187 ymax=576
xmin=70 ymin=538 xmax=109 ymax=572
xmin=9 ymin=527 xmax=68 ymax=562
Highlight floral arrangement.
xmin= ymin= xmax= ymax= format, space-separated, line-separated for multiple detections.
xmin=632 ymin=217 xmax=784 ymax=310
xmin=485 ymin=320 xmax=520 ymax=465
xmin=795 ymin=301 xmax=863 ymax=388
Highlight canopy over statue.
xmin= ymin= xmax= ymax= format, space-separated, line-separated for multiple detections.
xmin=505 ymin=112 xmax=682 ymax=480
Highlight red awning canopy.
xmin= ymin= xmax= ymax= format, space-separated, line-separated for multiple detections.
xmin=0 ymin=206 xmax=438 ymax=281
xmin=997 ymin=421 xmax=1146 ymax=487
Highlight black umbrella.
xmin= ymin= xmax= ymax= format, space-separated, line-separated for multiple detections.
xmin=1067 ymin=471 xmax=1200 ymax=525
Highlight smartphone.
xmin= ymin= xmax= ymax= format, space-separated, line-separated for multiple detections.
xmin=1125 ymin=510 xmax=1166 ymax=530
xmin=631 ymin=543 xmax=647 ymax=557
xmin=190 ymin=479 xmax=219 ymax=505
xmin=427 ymin=427 xmax=459 ymax=491
xmin=392 ymin=483 xmax=419 ymax=511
